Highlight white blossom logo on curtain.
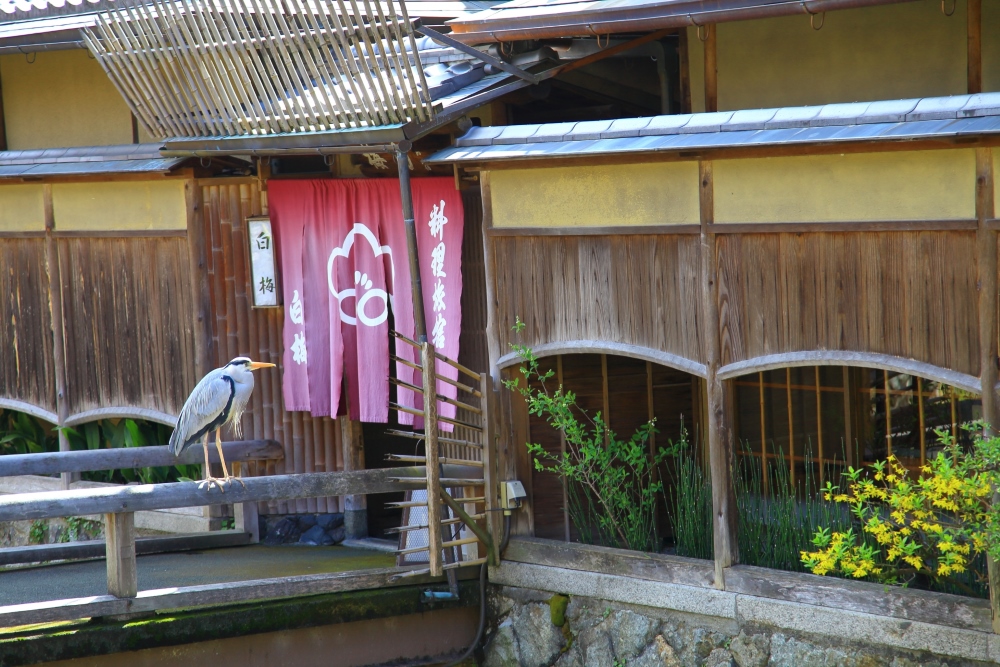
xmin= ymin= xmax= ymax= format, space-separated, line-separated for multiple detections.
xmin=428 ymin=201 xmax=448 ymax=348
xmin=289 ymin=289 xmax=307 ymax=365
xmin=327 ymin=223 xmax=396 ymax=327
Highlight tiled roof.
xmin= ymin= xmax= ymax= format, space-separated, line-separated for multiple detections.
xmin=0 ymin=143 xmax=185 ymax=177
xmin=425 ymin=93 xmax=1000 ymax=164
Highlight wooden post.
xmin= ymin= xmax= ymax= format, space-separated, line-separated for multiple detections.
xmin=340 ymin=416 xmax=367 ymax=540
xmin=232 ymin=461 xmax=260 ymax=542
xmin=422 ymin=343 xmax=444 ymax=577
xmin=481 ymin=373 xmax=501 ymax=560
xmin=843 ymin=367 xmax=854 ymax=467
xmin=186 ymin=180 xmax=213 ymax=380
xmin=704 ymin=24 xmax=718 ymax=113
xmin=975 ymin=147 xmax=999 ymax=632
xmin=105 ymin=512 xmax=137 ymax=598
xmin=0 ymin=64 xmax=7 ymax=151
xmin=397 ymin=144 xmax=427 ymax=342
xmin=699 ymin=160 xmax=738 ymax=588
xmin=43 ymin=185 xmax=72 ymax=490
xmin=968 ymin=0 xmax=982 ymax=94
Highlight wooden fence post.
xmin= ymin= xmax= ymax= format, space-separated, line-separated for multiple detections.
xmin=481 ymin=373 xmax=500 ymax=561
xmin=975 ymin=147 xmax=999 ymax=632
xmin=422 ymin=342 xmax=444 ymax=577
xmin=105 ymin=512 xmax=137 ymax=598
xmin=700 ymin=160 xmax=739 ymax=589
xmin=232 ymin=461 xmax=260 ymax=542
xmin=340 ymin=417 xmax=368 ymax=540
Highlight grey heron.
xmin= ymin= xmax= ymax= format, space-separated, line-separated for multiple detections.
xmin=169 ymin=357 xmax=276 ymax=490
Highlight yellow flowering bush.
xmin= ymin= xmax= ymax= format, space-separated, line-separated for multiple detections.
xmin=801 ymin=426 xmax=1000 ymax=592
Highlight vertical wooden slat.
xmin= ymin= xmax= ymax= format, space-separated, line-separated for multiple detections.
xmin=559 ymin=355 xmax=570 ymax=542
xmin=759 ymin=372 xmax=768 ymax=495
xmin=968 ymin=0 xmax=982 ymax=94
xmin=815 ymin=367 xmax=824 ymax=485
xmin=422 ymin=343 xmax=443 ymax=577
xmin=704 ymin=24 xmax=717 ymax=113
xmin=601 ymin=353 xmax=610 ymax=431
xmin=0 ymin=64 xmax=7 ymax=151
xmin=645 ymin=359 xmax=658 ymax=544
xmin=884 ymin=372 xmax=892 ymax=458
xmin=917 ymin=377 xmax=926 ymax=466
xmin=105 ymin=512 xmax=137 ymax=599
xmin=786 ymin=367 xmax=794 ymax=486
xmin=843 ymin=367 xmax=854 ymax=467
xmin=700 ymin=160 xmax=738 ymax=587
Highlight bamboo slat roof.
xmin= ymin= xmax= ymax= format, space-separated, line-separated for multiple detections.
xmin=82 ymin=0 xmax=439 ymax=139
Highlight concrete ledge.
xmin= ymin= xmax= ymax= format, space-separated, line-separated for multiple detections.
xmin=491 ymin=557 xmax=1000 ymax=664
xmin=736 ymin=594 xmax=1000 ymax=663
xmin=490 ymin=561 xmax=737 ymax=621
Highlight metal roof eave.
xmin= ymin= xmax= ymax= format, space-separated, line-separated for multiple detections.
xmin=159 ymin=125 xmax=411 ymax=158
xmin=445 ymin=0 xmax=920 ymax=43
xmin=423 ymin=116 xmax=1000 ymax=165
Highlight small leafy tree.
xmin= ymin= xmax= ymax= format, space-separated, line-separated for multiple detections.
xmin=801 ymin=424 xmax=1000 ymax=594
xmin=503 ymin=318 xmax=680 ymax=552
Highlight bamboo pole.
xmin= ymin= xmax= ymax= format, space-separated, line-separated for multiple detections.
xmin=422 ymin=343 xmax=443 ymax=578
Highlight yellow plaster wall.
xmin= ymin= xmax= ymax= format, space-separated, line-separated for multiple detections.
xmin=52 ymin=180 xmax=188 ymax=231
xmin=489 ymin=162 xmax=701 ymax=228
xmin=687 ymin=0 xmax=970 ymax=113
xmin=0 ymin=184 xmax=45 ymax=231
xmin=714 ymin=150 xmax=975 ymax=223
xmin=0 ymin=50 xmax=133 ymax=150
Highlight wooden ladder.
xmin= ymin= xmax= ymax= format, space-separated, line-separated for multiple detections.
xmin=387 ymin=331 xmax=497 ymax=579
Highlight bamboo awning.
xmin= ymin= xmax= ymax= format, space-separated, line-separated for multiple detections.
xmin=82 ymin=0 xmax=435 ymax=139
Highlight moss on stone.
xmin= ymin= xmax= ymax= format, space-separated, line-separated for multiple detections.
xmin=549 ymin=594 xmax=569 ymax=627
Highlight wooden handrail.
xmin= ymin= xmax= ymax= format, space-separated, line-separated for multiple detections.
xmin=0 ymin=440 xmax=284 ymax=478
xmin=0 ymin=465 xmax=484 ymax=523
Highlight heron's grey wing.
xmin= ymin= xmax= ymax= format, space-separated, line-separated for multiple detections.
xmin=169 ymin=371 xmax=234 ymax=455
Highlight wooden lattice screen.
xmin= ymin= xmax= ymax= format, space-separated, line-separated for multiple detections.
xmin=82 ymin=0 xmax=433 ymax=138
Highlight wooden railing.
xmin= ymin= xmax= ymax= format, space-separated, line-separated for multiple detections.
xmin=388 ymin=332 xmax=498 ymax=579
xmin=0 ymin=439 xmax=284 ymax=565
xmin=0 ymin=441 xmax=483 ymax=627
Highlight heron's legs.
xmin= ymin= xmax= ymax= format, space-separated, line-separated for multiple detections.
xmin=215 ymin=429 xmax=246 ymax=489
xmin=199 ymin=432 xmax=225 ymax=493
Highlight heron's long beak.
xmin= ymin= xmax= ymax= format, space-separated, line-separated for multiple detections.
xmin=248 ymin=361 xmax=277 ymax=371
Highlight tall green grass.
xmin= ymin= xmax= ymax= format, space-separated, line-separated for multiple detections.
xmin=733 ymin=442 xmax=851 ymax=571
xmin=666 ymin=430 xmax=713 ymax=560
xmin=668 ymin=437 xmax=851 ymax=570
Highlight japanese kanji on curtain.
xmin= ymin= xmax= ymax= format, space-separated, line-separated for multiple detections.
xmin=269 ymin=178 xmax=464 ymax=425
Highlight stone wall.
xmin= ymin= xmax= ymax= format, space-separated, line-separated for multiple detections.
xmin=483 ymin=586 xmax=993 ymax=667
